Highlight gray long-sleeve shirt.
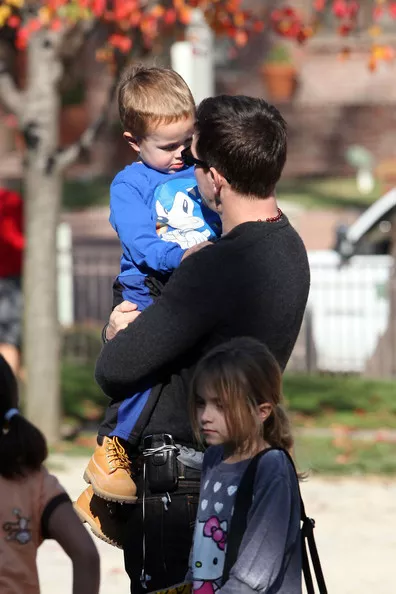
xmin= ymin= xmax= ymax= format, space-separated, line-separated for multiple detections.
xmin=190 ymin=447 xmax=302 ymax=594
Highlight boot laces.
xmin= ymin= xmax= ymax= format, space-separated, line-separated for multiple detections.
xmin=106 ymin=437 xmax=130 ymax=471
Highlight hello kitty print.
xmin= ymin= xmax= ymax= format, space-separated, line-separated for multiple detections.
xmin=191 ymin=448 xmax=251 ymax=594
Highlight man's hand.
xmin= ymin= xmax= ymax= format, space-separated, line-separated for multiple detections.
xmin=181 ymin=241 xmax=212 ymax=261
xmin=106 ymin=301 xmax=141 ymax=341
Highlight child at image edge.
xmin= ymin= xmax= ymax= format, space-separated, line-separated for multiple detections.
xmin=188 ymin=337 xmax=302 ymax=594
xmin=76 ymin=66 xmax=220 ymax=513
xmin=0 ymin=354 xmax=100 ymax=594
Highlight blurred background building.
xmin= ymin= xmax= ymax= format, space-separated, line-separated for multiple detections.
xmin=1 ymin=0 xmax=395 ymax=378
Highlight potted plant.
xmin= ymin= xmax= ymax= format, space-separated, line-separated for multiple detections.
xmin=260 ymin=44 xmax=297 ymax=102
xmin=60 ymin=79 xmax=88 ymax=146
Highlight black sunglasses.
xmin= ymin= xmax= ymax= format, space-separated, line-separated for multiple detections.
xmin=182 ymin=146 xmax=232 ymax=184
xmin=181 ymin=146 xmax=210 ymax=169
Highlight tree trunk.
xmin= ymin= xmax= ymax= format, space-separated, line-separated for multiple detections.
xmin=23 ymin=31 xmax=63 ymax=443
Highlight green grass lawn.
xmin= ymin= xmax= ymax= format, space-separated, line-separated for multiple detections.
xmin=284 ymin=373 xmax=396 ymax=429
xmin=295 ymin=435 xmax=396 ymax=475
xmin=277 ymin=176 xmax=383 ymax=210
xmin=61 ymin=360 xmax=396 ymax=430
xmin=62 ymin=175 xmax=384 ymax=212
xmin=50 ymin=433 xmax=396 ymax=476
xmin=59 ymin=360 xmax=396 ymax=474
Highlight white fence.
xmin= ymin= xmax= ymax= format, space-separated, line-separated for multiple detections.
xmin=57 ymin=232 xmax=395 ymax=374
xmin=308 ymin=251 xmax=393 ymax=372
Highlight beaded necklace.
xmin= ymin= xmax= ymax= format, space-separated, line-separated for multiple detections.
xmin=257 ymin=207 xmax=283 ymax=223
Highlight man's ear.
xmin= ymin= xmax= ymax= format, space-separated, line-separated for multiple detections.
xmin=123 ymin=132 xmax=140 ymax=153
xmin=258 ymin=403 xmax=272 ymax=423
xmin=210 ymin=168 xmax=227 ymax=194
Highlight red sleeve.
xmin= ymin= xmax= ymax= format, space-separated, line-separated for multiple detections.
xmin=0 ymin=190 xmax=24 ymax=251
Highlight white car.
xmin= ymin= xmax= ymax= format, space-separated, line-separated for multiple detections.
xmin=307 ymin=188 xmax=395 ymax=372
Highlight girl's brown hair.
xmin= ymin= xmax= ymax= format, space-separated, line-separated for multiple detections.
xmin=0 ymin=355 xmax=47 ymax=478
xmin=190 ymin=337 xmax=293 ymax=454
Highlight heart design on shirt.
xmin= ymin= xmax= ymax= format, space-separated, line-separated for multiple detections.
xmin=201 ymin=499 xmax=208 ymax=510
xmin=213 ymin=482 xmax=222 ymax=492
xmin=214 ymin=502 xmax=223 ymax=513
xmin=204 ymin=480 xmax=209 ymax=490
xmin=227 ymin=485 xmax=237 ymax=496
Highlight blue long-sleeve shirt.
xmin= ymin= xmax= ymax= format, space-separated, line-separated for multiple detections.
xmin=109 ymin=161 xmax=221 ymax=307
xmin=190 ymin=447 xmax=302 ymax=594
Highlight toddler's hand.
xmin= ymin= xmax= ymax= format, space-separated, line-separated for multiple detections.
xmin=181 ymin=241 xmax=212 ymax=261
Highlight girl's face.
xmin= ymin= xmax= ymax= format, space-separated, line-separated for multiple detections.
xmin=195 ymin=379 xmax=273 ymax=449
xmin=196 ymin=387 xmax=229 ymax=446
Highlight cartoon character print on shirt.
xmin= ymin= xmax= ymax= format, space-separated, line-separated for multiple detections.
xmin=3 ymin=508 xmax=32 ymax=544
xmin=192 ymin=516 xmax=228 ymax=594
xmin=154 ymin=177 xmax=220 ymax=249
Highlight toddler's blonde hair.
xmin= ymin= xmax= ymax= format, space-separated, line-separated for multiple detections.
xmin=118 ymin=64 xmax=195 ymax=137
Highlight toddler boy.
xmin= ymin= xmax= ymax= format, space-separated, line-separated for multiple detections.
xmin=77 ymin=66 xmax=220 ymax=514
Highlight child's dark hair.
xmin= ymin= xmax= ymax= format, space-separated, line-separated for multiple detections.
xmin=0 ymin=355 xmax=47 ymax=478
xmin=190 ymin=337 xmax=293 ymax=454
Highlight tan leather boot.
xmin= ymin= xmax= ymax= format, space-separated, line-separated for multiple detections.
xmin=74 ymin=485 xmax=124 ymax=548
xmin=83 ymin=436 xmax=138 ymax=503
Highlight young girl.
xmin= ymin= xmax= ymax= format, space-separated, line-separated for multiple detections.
xmin=188 ymin=337 xmax=302 ymax=594
xmin=0 ymin=354 xmax=100 ymax=594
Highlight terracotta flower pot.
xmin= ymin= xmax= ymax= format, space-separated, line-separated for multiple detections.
xmin=60 ymin=104 xmax=89 ymax=146
xmin=260 ymin=64 xmax=297 ymax=102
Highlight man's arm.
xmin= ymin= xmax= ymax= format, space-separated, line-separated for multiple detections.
xmin=95 ymin=245 xmax=218 ymax=399
xmin=110 ymin=181 xmax=186 ymax=273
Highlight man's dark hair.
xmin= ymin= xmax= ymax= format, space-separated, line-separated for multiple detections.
xmin=195 ymin=95 xmax=287 ymax=198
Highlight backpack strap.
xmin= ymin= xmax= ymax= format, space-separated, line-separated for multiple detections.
xmin=222 ymin=447 xmax=327 ymax=594
xmin=222 ymin=447 xmax=266 ymax=583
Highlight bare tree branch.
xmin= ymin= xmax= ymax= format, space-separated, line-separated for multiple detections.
xmin=0 ymin=59 xmax=22 ymax=118
xmin=56 ymin=76 xmax=118 ymax=172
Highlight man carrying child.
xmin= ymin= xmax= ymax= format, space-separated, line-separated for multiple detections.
xmin=76 ymin=69 xmax=310 ymax=594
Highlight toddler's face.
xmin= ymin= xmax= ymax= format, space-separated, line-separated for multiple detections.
xmin=128 ymin=116 xmax=195 ymax=173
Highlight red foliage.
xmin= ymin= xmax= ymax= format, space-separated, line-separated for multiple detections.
xmin=389 ymin=2 xmax=396 ymax=18
xmin=1 ymin=0 xmax=394 ymax=70
xmin=0 ymin=0 xmax=263 ymax=55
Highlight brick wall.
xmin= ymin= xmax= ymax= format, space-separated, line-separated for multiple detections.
xmin=282 ymin=103 xmax=396 ymax=177
xmin=216 ymin=45 xmax=396 ymax=177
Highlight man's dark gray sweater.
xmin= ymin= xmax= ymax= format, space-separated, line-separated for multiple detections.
xmin=95 ymin=216 xmax=310 ymax=448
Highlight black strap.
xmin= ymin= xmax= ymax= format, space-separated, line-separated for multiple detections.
xmin=41 ymin=492 xmax=71 ymax=539
xmin=222 ymin=447 xmax=327 ymax=593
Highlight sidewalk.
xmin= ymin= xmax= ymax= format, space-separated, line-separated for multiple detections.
xmin=38 ymin=454 xmax=396 ymax=594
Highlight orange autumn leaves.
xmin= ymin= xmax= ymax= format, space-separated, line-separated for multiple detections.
xmin=0 ymin=0 xmax=264 ymax=54
xmin=271 ymin=1 xmax=395 ymax=71
xmin=0 ymin=0 xmax=395 ymax=69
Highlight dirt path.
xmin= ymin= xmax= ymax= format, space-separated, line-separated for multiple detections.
xmin=37 ymin=455 xmax=396 ymax=594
